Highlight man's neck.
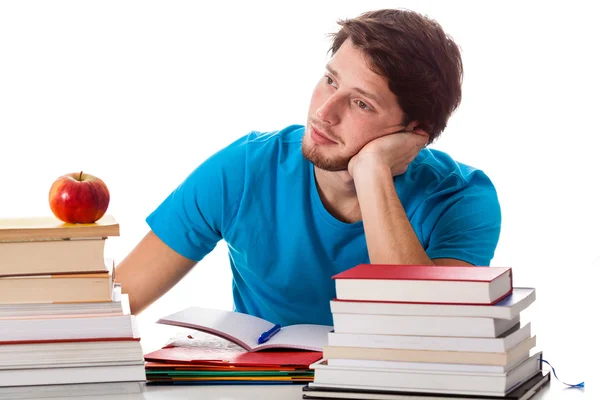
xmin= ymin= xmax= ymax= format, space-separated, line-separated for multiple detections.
xmin=313 ymin=166 xmax=361 ymax=224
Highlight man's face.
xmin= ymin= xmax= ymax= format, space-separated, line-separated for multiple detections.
xmin=302 ymin=39 xmax=407 ymax=172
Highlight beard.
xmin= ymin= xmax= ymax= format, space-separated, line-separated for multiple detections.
xmin=301 ymin=132 xmax=352 ymax=172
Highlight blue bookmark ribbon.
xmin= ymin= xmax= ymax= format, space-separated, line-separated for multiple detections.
xmin=541 ymin=359 xmax=584 ymax=388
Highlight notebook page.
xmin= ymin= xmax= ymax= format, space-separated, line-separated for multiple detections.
xmin=256 ymin=324 xmax=333 ymax=351
xmin=162 ymin=330 xmax=246 ymax=351
xmin=156 ymin=307 xmax=274 ymax=351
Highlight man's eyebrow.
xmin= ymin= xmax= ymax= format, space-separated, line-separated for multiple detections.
xmin=325 ymin=64 xmax=383 ymax=106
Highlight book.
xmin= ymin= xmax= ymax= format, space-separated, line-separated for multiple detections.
xmin=144 ymin=345 xmax=324 ymax=367
xmin=331 ymin=313 xmax=520 ymax=338
xmin=326 ymin=322 xmax=532 ymax=353
xmin=0 ymin=364 xmax=145 ymax=387
xmin=302 ymin=370 xmax=550 ymax=400
xmin=0 ymin=237 xmax=107 ymax=277
xmin=329 ymin=287 xmax=535 ymax=320
xmin=0 ymin=381 xmax=142 ymax=400
xmin=156 ymin=306 xmax=333 ymax=352
xmin=0 ymin=314 xmax=137 ymax=342
xmin=332 ymin=264 xmax=512 ymax=305
xmin=321 ymin=336 xmax=536 ymax=366
xmin=146 ymin=375 xmax=315 ymax=384
xmin=0 ymin=338 xmax=144 ymax=369
xmin=0 ymin=215 xmax=119 ymax=242
xmin=325 ymin=353 xmax=530 ymax=375
xmin=0 ymin=286 xmax=128 ymax=319
xmin=309 ymin=352 xmax=542 ymax=394
xmin=0 ymin=262 xmax=114 ymax=304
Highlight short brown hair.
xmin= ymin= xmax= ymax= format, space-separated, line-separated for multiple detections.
xmin=328 ymin=8 xmax=463 ymax=143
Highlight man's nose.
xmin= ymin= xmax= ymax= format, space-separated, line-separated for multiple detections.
xmin=316 ymin=94 xmax=342 ymax=125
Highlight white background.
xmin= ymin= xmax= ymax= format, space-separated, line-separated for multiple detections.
xmin=0 ymin=0 xmax=598 ymax=385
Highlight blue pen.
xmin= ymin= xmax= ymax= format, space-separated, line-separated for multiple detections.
xmin=257 ymin=324 xmax=281 ymax=344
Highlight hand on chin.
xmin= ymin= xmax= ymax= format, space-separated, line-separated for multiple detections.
xmin=348 ymin=131 xmax=428 ymax=178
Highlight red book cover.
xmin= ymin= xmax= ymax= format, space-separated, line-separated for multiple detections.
xmin=144 ymin=362 xmax=304 ymax=371
xmin=144 ymin=346 xmax=322 ymax=367
xmin=332 ymin=264 xmax=511 ymax=283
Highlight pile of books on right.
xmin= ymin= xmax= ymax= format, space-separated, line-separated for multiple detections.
xmin=304 ymin=264 xmax=551 ymax=400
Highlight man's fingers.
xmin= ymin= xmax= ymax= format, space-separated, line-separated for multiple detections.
xmin=413 ymin=128 xmax=429 ymax=137
xmin=411 ymin=129 xmax=430 ymax=148
xmin=407 ymin=133 xmax=428 ymax=149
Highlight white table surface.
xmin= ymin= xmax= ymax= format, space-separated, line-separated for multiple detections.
xmin=96 ymin=380 xmax=587 ymax=400
xmin=31 ymin=375 xmax=586 ymax=400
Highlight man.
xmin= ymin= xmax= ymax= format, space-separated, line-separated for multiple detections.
xmin=115 ymin=8 xmax=501 ymax=326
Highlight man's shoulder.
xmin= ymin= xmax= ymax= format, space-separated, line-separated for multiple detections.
xmin=206 ymin=124 xmax=305 ymax=166
xmin=409 ymin=148 xmax=497 ymax=194
xmin=218 ymin=124 xmax=306 ymax=170
xmin=244 ymin=124 xmax=305 ymax=145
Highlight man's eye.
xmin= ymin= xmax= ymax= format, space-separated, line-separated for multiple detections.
xmin=325 ymin=76 xmax=335 ymax=86
xmin=356 ymin=100 xmax=371 ymax=111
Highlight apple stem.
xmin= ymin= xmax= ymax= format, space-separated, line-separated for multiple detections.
xmin=79 ymin=171 xmax=83 ymax=181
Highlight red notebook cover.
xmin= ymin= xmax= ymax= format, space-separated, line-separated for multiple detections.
xmin=144 ymin=362 xmax=304 ymax=371
xmin=144 ymin=346 xmax=323 ymax=367
xmin=332 ymin=264 xmax=511 ymax=282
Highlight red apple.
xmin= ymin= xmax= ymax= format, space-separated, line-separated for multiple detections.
xmin=49 ymin=171 xmax=110 ymax=224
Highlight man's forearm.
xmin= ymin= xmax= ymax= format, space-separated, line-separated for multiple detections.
xmin=114 ymin=230 xmax=197 ymax=315
xmin=353 ymin=161 xmax=434 ymax=265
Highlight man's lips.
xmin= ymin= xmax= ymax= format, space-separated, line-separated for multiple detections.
xmin=310 ymin=125 xmax=337 ymax=145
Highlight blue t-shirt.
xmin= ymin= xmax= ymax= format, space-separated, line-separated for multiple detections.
xmin=146 ymin=125 xmax=501 ymax=327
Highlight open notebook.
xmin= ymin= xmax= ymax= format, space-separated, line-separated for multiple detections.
xmin=156 ymin=307 xmax=332 ymax=352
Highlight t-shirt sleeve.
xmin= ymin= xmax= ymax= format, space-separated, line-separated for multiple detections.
xmin=145 ymin=135 xmax=248 ymax=262
xmin=423 ymin=171 xmax=502 ymax=266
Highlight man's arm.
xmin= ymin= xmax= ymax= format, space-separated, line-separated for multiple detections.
xmin=115 ymin=135 xmax=250 ymax=315
xmin=352 ymin=159 xmax=471 ymax=266
xmin=114 ymin=230 xmax=198 ymax=315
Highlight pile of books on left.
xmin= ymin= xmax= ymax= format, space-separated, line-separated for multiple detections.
xmin=0 ymin=215 xmax=146 ymax=399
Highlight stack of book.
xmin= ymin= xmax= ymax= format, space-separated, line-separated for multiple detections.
xmin=0 ymin=215 xmax=146 ymax=399
xmin=303 ymin=264 xmax=551 ymax=400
